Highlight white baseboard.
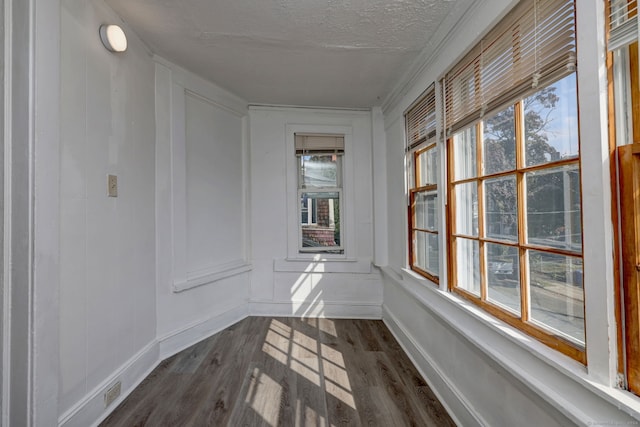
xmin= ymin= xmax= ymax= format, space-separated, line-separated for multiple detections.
xmin=158 ymin=303 xmax=249 ymax=360
xmin=382 ymin=305 xmax=485 ymax=427
xmin=58 ymin=301 xmax=384 ymax=427
xmin=58 ymin=304 xmax=249 ymax=427
xmin=249 ymin=300 xmax=382 ymax=319
xmin=58 ymin=341 xmax=160 ymax=427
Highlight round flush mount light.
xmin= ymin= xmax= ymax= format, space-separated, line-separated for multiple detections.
xmin=99 ymin=24 xmax=127 ymax=53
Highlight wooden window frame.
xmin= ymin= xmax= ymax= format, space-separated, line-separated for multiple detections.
xmin=447 ymin=77 xmax=586 ymax=364
xmin=617 ymin=144 xmax=640 ymax=393
xmin=607 ymin=0 xmax=640 ymax=394
xmin=409 ymin=142 xmax=440 ymax=283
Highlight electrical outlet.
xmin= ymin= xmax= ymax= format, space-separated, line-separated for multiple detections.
xmin=104 ymin=381 xmax=121 ymax=407
xmin=107 ymin=174 xmax=118 ymax=197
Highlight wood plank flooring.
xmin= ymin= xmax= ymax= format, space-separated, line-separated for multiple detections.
xmin=100 ymin=317 xmax=456 ymax=427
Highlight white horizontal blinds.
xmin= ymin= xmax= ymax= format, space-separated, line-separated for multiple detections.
xmin=406 ymin=84 xmax=437 ymax=151
xmin=295 ymin=133 xmax=345 ymax=154
xmin=444 ymin=0 xmax=576 ymax=133
xmin=443 ymin=44 xmax=482 ymax=133
xmin=609 ymin=0 xmax=638 ymax=51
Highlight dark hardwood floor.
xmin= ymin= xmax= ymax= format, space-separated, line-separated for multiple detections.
xmin=100 ymin=317 xmax=456 ymax=426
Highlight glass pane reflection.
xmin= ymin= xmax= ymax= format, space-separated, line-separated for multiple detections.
xmin=526 ymin=165 xmax=581 ymax=252
xmin=300 ymin=192 xmax=341 ymax=250
xmin=524 ymin=74 xmax=579 ymax=167
xmin=486 ymin=243 xmax=520 ymax=315
xmin=456 ymin=238 xmax=480 ymax=296
xmin=528 ymin=250 xmax=585 ymax=344
xmin=415 ymin=231 xmax=439 ymax=276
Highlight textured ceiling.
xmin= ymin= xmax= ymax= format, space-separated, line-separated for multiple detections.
xmin=106 ymin=0 xmax=467 ymax=108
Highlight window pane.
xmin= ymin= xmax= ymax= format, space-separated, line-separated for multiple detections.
xmin=486 ymin=243 xmax=520 ymax=315
xmin=300 ymin=192 xmax=341 ymax=250
xmin=528 ymin=250 xmax=585 ymax=344
xmin=415 ymin=231 xmax=439 ymax=276
xmin=301 ymin=196 xmax=309 ymax=224
xmin=456 ymin=238 xmax=480 ymax=296
xmin=453 ymin=127 xmax=477 ymax=180
xmin=525 ymin=74 xmax=579 ymax=167
xmin=484 ymin=175 xmax=517 ymax=242
xmin=483 ymin=106 xmax=516 ymax=175
xmin=414 ymin=191 xmax=437 ymax=231
xmin=299 ymin=154 xmax=341 ymax=189
xmin=454 ymin=182 xmax=478 ymax=237
xmin=526 ymin=164 xmax=581 ymax=252
xmin=417 ymin=147 xmax=438 ymax=187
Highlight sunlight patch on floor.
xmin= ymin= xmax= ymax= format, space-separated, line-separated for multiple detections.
xmin=261 ymin=319 xmax=358 ymax=415
xmin=270 ymin=319 xmax=292 ymax=336
xmin=291 ymin=358 xmax=321 ymax=385
xmin=320 ymin=343 xmax=345 ymax=368
xmin=322 ymin=359 xmax=351 ymax=392
xmin=245 ymin=367 xmax=282 ymax=427
xmin=318 ymin=319 xmax=337 ymax=337
xmin=294 ymin=329 xmax=317 ymax=352
xmin=297 ymin=398 xmax=328 ymax=427
xmin=262 ymin=341 xmax=288 ymax=365
xmin=324 ymin=379 xmax=356 ymax=409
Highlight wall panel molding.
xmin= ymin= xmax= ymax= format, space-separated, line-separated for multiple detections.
xmin=173 ymin=259 xmax=252 ymax=292
xmin=156 ymin=59 xmax=251 ymax=294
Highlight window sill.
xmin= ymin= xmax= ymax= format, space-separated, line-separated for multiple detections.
xmin=401 ymin=267 xmax=439 ymax=286
xmin=173 ymin=260 xmax=252 ymax=293
xmin=274 ymin=257 xmax=372 ymax=274
xmin=382 ymin=265 xmax=640 ymax=424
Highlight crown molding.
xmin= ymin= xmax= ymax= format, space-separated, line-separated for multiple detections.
xmin=381 ymin=0 xmax=519 ymax=117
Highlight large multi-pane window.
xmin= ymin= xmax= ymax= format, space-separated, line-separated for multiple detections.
xmin=449 ymin=74 xmax=583 ymax=356
xmin=443 ymin=0 xmax=584 ymax=362
xmin=295 ymin=133 xmax=344 ymax=254
xmin=407 ymin=86 xmax=439 ymax=282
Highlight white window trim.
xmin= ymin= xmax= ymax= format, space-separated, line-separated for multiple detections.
xmin=285 ymin=124 xmax=355 ymax=260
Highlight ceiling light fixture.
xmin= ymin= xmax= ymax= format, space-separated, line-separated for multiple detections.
xmin=99 ymin=24 xmax=127 ymax=53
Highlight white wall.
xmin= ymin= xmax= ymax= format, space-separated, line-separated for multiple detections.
xmin=58 ymin=4 xmax=252 ymax=422
xmin=52 ymin=0 xmax=640 ymax=425
xmin=154 ymin=58 xmax=250 ymax=357
xmin=59 ymin=0 xmax=157 ymax=423
xmin=249 ymin=106 xmax=382 ymax=318
xmin=185 ymin=95 xmax=243 ymax=274
xmin=6 ymin=0 xmax=62 ymax=424
xmin=379 ymin=1 xmax=640 ymax=425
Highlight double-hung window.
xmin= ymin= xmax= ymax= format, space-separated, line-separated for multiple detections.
xmin=407 ymin=86 xmax=439 ymax=282
xmin=607 ymin=0 xmax=640 ymax=395
xmin=444 ymin=0 xmax=585 ymax=362
xmin=295 ymin=133 xmax=344 ymax=254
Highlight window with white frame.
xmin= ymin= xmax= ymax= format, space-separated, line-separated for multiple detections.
xmin=406 ymin=85 xmax=439 ymax=282
xmin=295 ymin=133 xmax=344 ymax=254
xmin=443 ymin=0 xmax=585 ymax=363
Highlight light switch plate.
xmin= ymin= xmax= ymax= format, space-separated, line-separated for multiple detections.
xmin=108 ymin=174 xmax=118 ymax=197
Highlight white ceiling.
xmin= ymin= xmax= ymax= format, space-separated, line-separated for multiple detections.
xmin=106 ymin=0 xmax=470 ymax=108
